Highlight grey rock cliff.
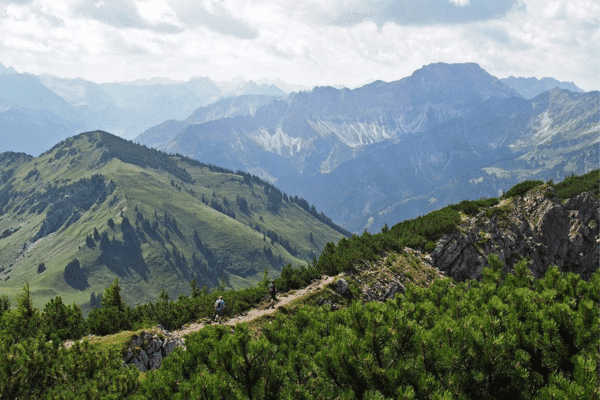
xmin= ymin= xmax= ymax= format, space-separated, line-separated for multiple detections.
xmin=430 ymin=188 xmax=599 ymax=281
xmin=123 ymin=327 xmax=185 ymax=372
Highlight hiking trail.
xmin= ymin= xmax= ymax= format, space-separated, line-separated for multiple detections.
xmin=64 ymin=275 xmax=335 ymax=348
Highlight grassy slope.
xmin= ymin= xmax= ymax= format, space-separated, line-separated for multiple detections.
xmin=0 ymin=131 xmax=346 ymax=311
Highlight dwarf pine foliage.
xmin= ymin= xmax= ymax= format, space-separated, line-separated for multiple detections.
xmin=135 ymin=263 xmax=599 ymax=399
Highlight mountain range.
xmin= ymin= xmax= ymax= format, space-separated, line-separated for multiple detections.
xmin=136 ymin=63 xmax=599 ymax=233
xmin=0 ymin=131 xmax=347 ymax=311
xmin=0 ymin=61 xmax=596 ymax=234
xmin=0 ymin=63 xmax=292 ymax=155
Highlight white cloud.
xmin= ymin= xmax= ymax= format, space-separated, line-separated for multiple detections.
xmin=0 ymin=0 xmax=596 ymax=91
xmin=448 ymin=0 xmax=470 ymax=7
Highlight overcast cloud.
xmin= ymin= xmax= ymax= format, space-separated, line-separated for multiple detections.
xmin=0 ymin=0 xmax=597 ymax=91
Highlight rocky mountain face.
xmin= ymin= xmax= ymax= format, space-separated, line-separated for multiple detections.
xmin=320 ymin=88 xmax=599 ymax=232
xmin=136 ymin=95 xmax=277 ymax=149
xmin=138 ymin=63 xmax=598 ymax=233
xmin=430 ymin=185 xmax=599 ymax=281
xmin=149 ymin=63 xmax=518 ymax=175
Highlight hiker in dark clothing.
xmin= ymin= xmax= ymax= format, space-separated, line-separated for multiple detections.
xmin=268 ymin=281 xmax=277 ymax=301
xmin=214 ymin=296 xmax=225 ymax=323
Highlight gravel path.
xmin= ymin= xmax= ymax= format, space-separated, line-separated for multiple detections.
xmin=64 ymin=275 xmax=335 ymax=348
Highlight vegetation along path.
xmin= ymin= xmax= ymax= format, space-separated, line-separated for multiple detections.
xmin=173 ymin=275 xmax=334 ymax=339
xmin=64 ymin=275 xmax=336 ymax=348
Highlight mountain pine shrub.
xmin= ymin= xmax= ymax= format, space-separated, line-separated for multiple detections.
xmin=135 ymin=264 xmax=599 ymax=399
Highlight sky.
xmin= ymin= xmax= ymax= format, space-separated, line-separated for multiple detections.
xmin=0 ymin=0 xmax=598 ymax=91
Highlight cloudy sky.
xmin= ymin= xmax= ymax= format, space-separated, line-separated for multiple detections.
xmin=0 ymin=0 xmax=598 ymax=90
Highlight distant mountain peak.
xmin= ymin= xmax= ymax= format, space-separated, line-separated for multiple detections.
xmin=500 ymin=76 xmax=584 ymax=99
xmin=115 ymin=77 xmax=185 ymax=86
xmin=0 ymin=62 xmax=18 ymax=76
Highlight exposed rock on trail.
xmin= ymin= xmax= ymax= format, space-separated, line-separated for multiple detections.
xmin=430 ymin=187 xmax=599 ymax=281
xmin=122 ymin=328 xmax=186 ymax=371
xmin=352 ymin=248 xmax=446 ymax=303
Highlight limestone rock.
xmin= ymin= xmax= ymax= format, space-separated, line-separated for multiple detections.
xmin=162 ymin=338 xmax=185 ymax=357
xmin=146 ymin=337 xmax=163 ymax=355
xmin=123 ymin=349 xmax=134 ymax=364
xmin=430 ymin=190 xmax=599 ymax=281
xmin=335 ymin=278 xmax=349 ymax=295
xmin=124 ymin=327 xmax=185 ymax=372
xmin=148 ymin=351 xmax=163 ymax=370
xmin=131 ymin=350 xmax=148 ymax=372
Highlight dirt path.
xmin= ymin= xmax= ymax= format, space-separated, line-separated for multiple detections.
xmin=64 ymin=275 xmax=335 ymax=348
xmin=172 ymin=275 xmax=334 ymax=340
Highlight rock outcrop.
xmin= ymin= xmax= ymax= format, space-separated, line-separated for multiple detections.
xmin=123 ymin=327 xmax=186 ymax=372
xmin=431 ymin=188 xmax=599 ymax=281
xmin=352 ymin=248 xmax=444 ymax=303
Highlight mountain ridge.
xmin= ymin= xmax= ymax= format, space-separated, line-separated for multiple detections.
xmin=0 ymin=130 xmax=347 ymax=312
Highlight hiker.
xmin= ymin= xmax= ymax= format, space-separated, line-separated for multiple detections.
xmin=268 ymin=281 xmax=277 ymax=301
xmin=214 ymin=296 xmax=225 ymax=322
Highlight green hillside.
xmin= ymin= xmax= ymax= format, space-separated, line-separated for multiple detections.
xmin=0 ymin=131 xmax=348 ymax=311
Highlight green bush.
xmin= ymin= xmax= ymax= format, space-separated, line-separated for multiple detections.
xmin=41 ymin=296 xmax=87 ymax=341
xmin=550 ymin=170 xmax=599 ymax=199
xmin=450 ymin=197 xmax=500 ymax=215
xmin=504 ymin=180 xmax=544 ymax=198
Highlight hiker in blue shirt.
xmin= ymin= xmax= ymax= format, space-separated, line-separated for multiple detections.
xmin=214 ymin=296 xmax=225 ymax=323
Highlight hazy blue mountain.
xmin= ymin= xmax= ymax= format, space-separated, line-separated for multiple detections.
xmin=0 ymin=73 xmax=90 ymax=155
xmin=38 ymin=75 xmax=152 ymax=139
xmin=316 ymin=89 xmax=599 ymax=231
xmin=136 ymin=95 xmax=280 ymax=148
xmin=215 ymin=76 xmax=308 ymax=95
xmin=138 ymin=63 xmax=597 ymax=233
xmin=0 ymin=108 xmax=82 ymax=156
xmin=0 ymin=61 xmax=292 ymax=144
xmin=100 ymin=77 xmax=221 ymax=123
xmin=0 ymin=62 xmax=17 ymax=77
xmin=34 ymin=74 xmax=287 ymax=140
xmin=501 ymin=76 xmax=584 ymax=99
xmin=0 ymin=73 xmax=88 ymax=124
xmin=221 ymin=80 xmax=286 ymax=97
